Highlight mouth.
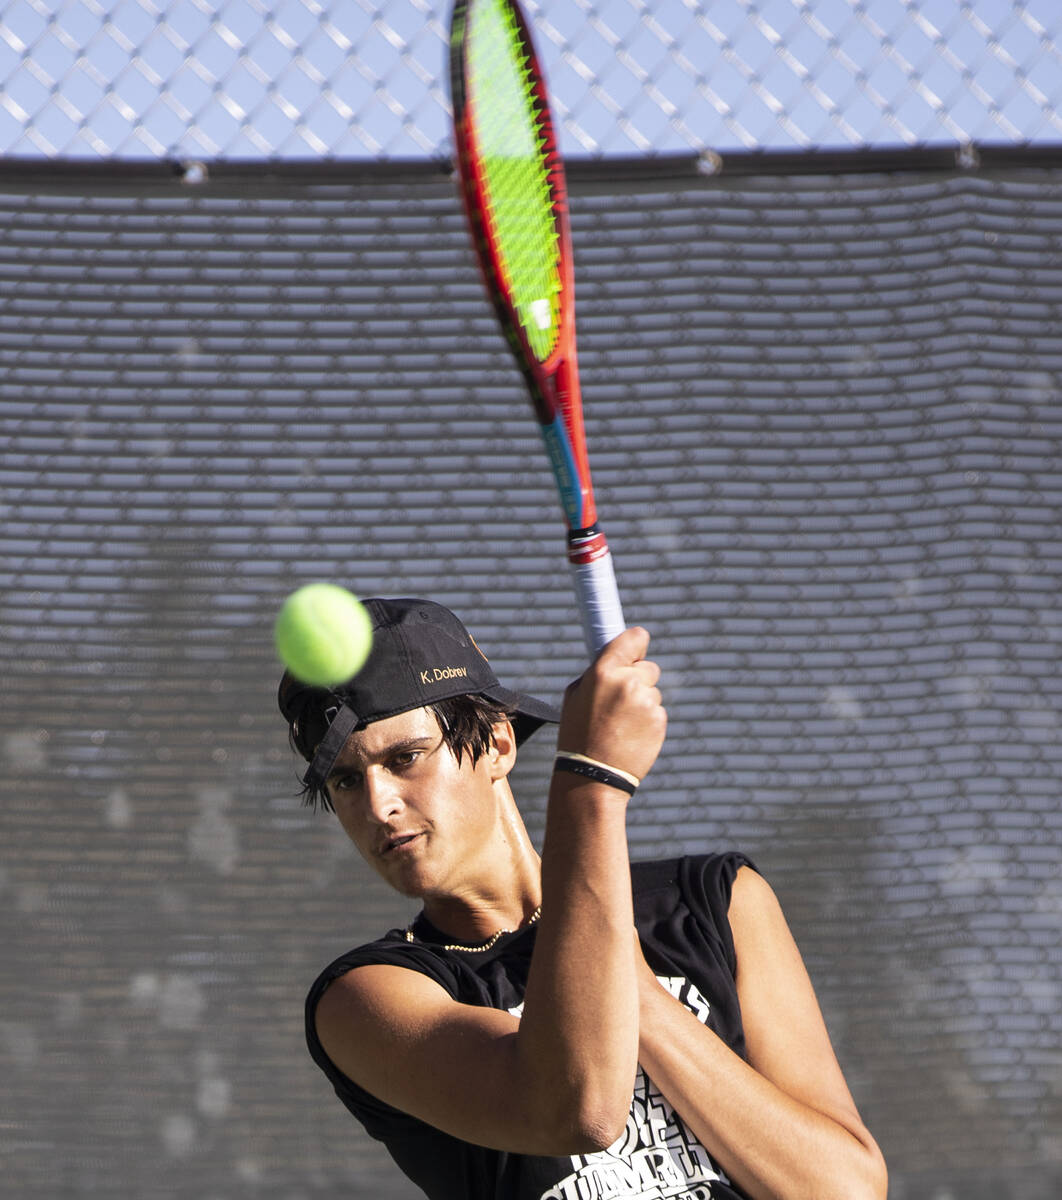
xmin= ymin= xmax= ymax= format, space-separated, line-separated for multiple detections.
xmin=382 ymin=832 xmax=423 ymax=855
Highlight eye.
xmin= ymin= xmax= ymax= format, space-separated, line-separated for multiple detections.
xmin=392 ymin=749 xmax=420 ymax=769
xmin=329 ymin=771 xmax=362 ymax=793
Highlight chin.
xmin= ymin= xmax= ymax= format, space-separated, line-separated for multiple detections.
xmin=379 ymin=858 xmax=439 ymax=900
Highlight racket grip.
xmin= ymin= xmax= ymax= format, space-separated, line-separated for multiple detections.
xmin=568 ymin=527 xmax=625 ymax=656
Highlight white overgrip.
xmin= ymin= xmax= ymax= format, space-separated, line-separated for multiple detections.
xmin=568 ymin=538 xmax=625 ymax=656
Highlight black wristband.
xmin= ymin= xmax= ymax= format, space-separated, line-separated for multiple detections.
xmin=553 ymin=753 xmax=638 ymax=795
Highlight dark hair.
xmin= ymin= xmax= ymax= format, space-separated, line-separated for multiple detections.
xmin=293 ymin=693 xmax=516 ymax=814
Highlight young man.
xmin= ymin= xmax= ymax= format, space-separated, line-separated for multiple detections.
xmin=278 ymin=597 xmax=886 ymax=1200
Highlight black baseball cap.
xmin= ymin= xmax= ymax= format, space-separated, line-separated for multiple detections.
xmin=277 ymin=597 xmax=560 ymax=793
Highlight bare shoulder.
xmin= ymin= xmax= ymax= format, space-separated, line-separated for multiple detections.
xmin=312 ymin=963 xmax=554 ymax=1152
xmin=314 ymin=962 xmax=521 ymax=1085
xmin=727 ymin=864 xmax=830 ymax=1040
xmin=315 ymin=962 xmax=459 ymax=1048
xmin=727 ymin=864 xmax=794 ymax=955
xmin=729 ymin=861 xmax=782 ymax=915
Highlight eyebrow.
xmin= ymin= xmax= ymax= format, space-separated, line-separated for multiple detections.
xmin=326 ymin=734 xmax=440 ymax=783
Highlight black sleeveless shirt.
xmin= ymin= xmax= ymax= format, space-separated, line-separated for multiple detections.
xmin=306 ymin=853 xmax=755 ymax=1200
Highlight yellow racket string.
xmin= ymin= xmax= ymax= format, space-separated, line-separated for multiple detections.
xmin=467 ymin=0 xmax=561 ymax=362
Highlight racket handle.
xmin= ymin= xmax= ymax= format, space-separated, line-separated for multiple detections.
xmin=568 ymin=527 xmax=625 ymax=656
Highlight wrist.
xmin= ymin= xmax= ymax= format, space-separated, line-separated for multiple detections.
xmin=553 ymin=752 xmax=639 ymax=796
xmin=546 ymin=771 xmax=634 ymax=823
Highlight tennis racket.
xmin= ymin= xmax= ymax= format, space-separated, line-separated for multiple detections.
xmin=449 ymin=0 xmax=624 ymax=656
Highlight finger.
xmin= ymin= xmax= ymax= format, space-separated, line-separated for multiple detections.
xmin=630 ymin=686 xmax=665 ymax=720
xmin=631 ymin=658 xmax=662 ymax=687
xmin=596 ymin=625 xmax=651 ymax=666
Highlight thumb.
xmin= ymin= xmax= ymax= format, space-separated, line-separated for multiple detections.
xmin=595 ymin=625 xmax=651 ymax=667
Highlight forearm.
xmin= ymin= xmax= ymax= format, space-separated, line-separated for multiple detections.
xmin=511 ymin=625 xmax=664 ymax=1151
xmin=517 ymin=774 xmax=638 ymax=1149
xmin=639 ymin=970 xmax=886 ymax=1200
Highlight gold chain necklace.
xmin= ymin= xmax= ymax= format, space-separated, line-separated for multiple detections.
xmin=404 ymin=905 xmax=541 ymax=953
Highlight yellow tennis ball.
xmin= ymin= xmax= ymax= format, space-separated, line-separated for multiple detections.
xmin=274 ymin=583 xmax=373 ymax=687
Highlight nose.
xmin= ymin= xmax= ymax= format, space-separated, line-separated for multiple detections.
xmin=361 ymin=766 xmax=405 ymax=826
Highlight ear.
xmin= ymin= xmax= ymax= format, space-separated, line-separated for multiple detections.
xmin=488 ymin=718 xmax=517 ymax=780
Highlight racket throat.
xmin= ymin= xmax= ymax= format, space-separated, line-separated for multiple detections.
xmin=539 ymin=416 xmax=596 ymax=530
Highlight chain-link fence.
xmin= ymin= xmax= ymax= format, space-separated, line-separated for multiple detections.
xmin=2 ymin=0 xmax=1062 ymax=159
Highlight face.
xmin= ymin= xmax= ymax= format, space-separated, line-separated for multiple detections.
xmin=324 ymin=706 xmax=513 ymax=899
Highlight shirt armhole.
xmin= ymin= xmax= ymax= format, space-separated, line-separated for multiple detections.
xmin=678 ymin=851 xmax=759 ymax=977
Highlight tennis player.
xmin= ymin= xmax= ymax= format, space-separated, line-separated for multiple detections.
xmin=278 ymin=598 xmax=887 ymax=1200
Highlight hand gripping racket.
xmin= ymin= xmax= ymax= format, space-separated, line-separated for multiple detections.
xmin=449 ymin=0 xmax=625 ymax=656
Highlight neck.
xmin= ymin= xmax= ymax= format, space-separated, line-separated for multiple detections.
xmin=421 ymin=888 xmax=541 ymax=942
xmin=421 ymin=786 xmax=542 ymax=942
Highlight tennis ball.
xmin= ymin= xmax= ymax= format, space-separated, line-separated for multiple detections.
xmin=274 ymin=583 xmax=373 ymax=687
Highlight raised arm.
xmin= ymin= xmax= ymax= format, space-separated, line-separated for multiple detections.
xmin=313 ymin=627 xmax=666 ymax=1155
xmin=518 ymin=625 xmax=666 ymax=1146
xmin=635 ymin=866 xmax=888 ymax=1200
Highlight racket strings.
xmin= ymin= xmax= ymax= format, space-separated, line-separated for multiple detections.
xmin=466 ymin=0 xmax=562 ymax=362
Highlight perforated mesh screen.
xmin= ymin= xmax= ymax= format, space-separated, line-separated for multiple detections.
xmin=2 ymin=155 xmax=1061 ymax=1198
